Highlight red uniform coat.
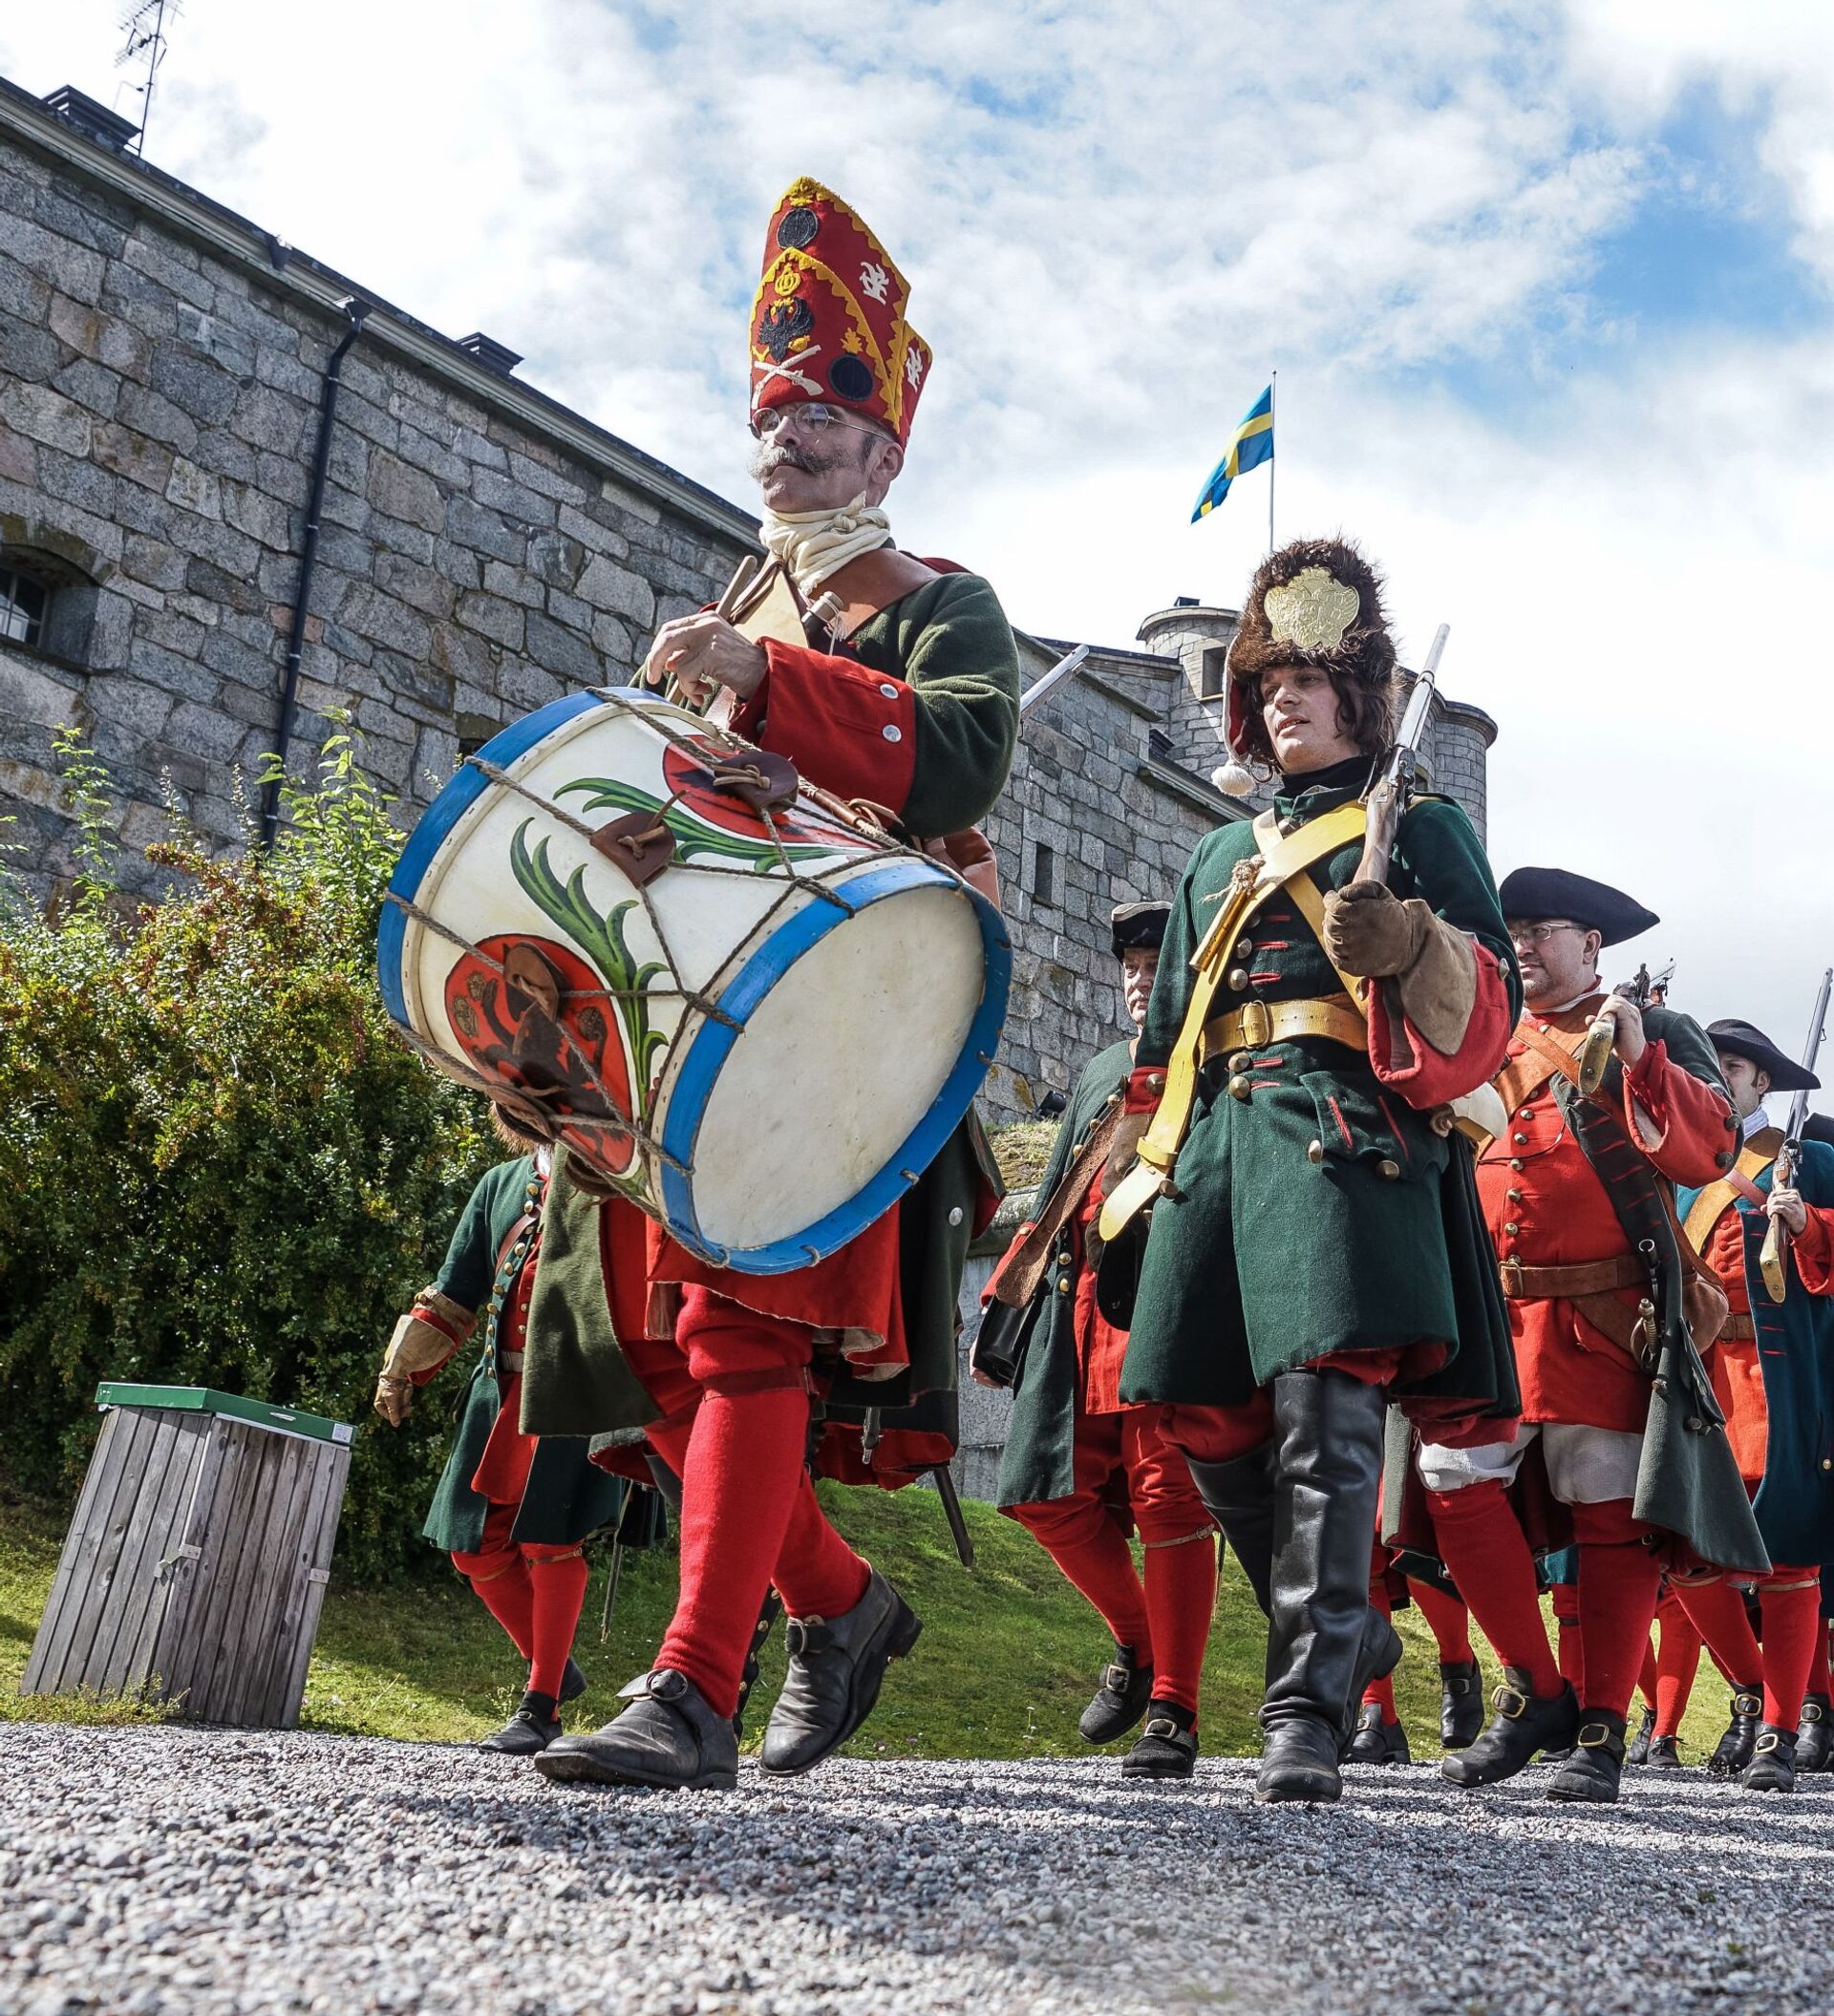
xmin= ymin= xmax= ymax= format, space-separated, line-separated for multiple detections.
xmin=1480 ymin=998 xmax=1735 ymax=1432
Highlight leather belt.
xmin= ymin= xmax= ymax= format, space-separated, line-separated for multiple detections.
xmin=498 ymin=1350 xmax=525 ymax=1374
xmin=1200 ymin=994 xmax=1367 ymax=1062
xmin=1718 ymin=1313 xmax=1755 ymax=1344
xmin=1497 ymin=1256 xmax=1645 ymax=1300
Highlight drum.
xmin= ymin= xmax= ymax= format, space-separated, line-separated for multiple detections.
xmin=377 ymin=688 xmax=1010 ymax=1274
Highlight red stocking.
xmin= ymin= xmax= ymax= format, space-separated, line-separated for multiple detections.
xmin=1012 ymin=1495 xmax=1152 ymax=1658
xmin=1654 ymin=1593 xmax=1701 ymax=1737
xmin=452 ymin=1503 xmax=534 ymax=1662
xmin=1425 ymin=1479 xmax=1561 ymax=1698
xmin=1674 ymin=1578 xmax=1762 ymax=1692
xmin=1567 ymin=1499 xmax=1663 ymax=1720
xmin=1807 ymin=1616 xmax=1832 ymax=1700
xmin=773 ymin=1470 xmax=871 ymax=1622
xmin=1549 ymin=1578 xmax=1584 ymax=1697
xmin=1142 ymin=1533 xmax=1217 ymax=1719
xmin=1759 ymin=1575 xmax=1823 ymax=1729
xmin=522 ymin=1544 xmax=588 ymax=1700
xmin=1409 ymin=1577 xmax=1475 ymax=1666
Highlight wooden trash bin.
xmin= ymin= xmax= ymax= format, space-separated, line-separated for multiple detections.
xmin=22 ymin=1384 xmax=355 ymax=1729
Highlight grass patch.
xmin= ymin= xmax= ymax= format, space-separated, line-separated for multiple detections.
xmin=990 ymin=1120 xmax=1056 ymax=1193
xmin=0 ymin=1486 xmax=1746 ymax=1760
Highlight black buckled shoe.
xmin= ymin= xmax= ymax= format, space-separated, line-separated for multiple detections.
xmin=1441 ymin=1670 xmax=1579 ymax=1789
xmin=1121 ymin=1701 xmax=1199 ymax=1780
xmin=1742 ymin=1724 xmax=1799 ymax=1793
xmin=534 ymin=1667 xmax=738 ymax=1790
xmin=1080 ymin=1643 xmax=1155 ymax=1744
xmin=1256 ymin=1713 xmax=1343 ymax=1803
xmin=480 ymin=1688 xmax=561 ymax=1754
xmin=1646 ymin=1732 xmax=1681 ymax=1769
xmin=1349 ymin=1703 xmax=1410 ymax=1766
xmin=1439 ymin=1660 xmax=1483 ymax=1751
xmin=1546 ymin=1709 xmax=1628 ymax=1804
xmin=1708 ymin=1688 xmax=1763 ymax=1777
xmin=1796 ymin=1693 xmax=1832 ymax=1773
xmin=558 ymin=1656 xmax=587 ymax=1707
xmin=1626 ymin=1702 xmax=1655 ymax=1766
xmin=759 ymin=1567 xmax=923 ymax=1777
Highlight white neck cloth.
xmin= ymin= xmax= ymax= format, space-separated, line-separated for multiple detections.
xmin=758 ymin=494 xmax=893 ymax=600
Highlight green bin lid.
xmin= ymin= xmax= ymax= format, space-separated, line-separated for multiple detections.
xmin=94 ymin=1383 xmax=355 ymax=1446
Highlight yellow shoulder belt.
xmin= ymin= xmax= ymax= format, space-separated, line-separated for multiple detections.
xmin=1098 ymin=800 xmax=1367 ymax=1242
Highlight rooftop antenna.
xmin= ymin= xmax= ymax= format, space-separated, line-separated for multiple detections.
xmin=116 ymin=0 xmax=181 ymax=157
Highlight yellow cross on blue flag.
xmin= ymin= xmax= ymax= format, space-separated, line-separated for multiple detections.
xmin=1192 ymin=385 xmax=1273 ymax=521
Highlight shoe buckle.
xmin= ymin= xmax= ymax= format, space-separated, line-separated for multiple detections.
xmin=1103 ymin=1664 xmax=1131 ymax=1692
xmin=1806 ymin=1703 xmax=1827 ymax=1726
xmin=1733 ymin=1689 xmax=1762 ymax=1716
xmin=1755 ymin=1730 xmax=1782 ymax=1755
xmin=1576 ymin=1721 xmax=1615 ymax=1751
xmin=784 ymin=1617 xmax=830 ymax=1658
xmin=620 ymin=1666 xmax=687 ymax=1703
xmin=1143 ymin=1716 xmax=1178 ymax=1740
xmin=1495 ymin=1685 xmax=1529 ymax=1720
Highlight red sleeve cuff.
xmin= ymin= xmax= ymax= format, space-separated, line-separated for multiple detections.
xmin=1621 ymin=1039 xmax=1737 ymax=1183
xmin=1795 ymin=1202 xmax=1834 ymax=1296
xmin=731 ymin=640 xmax=918 ymax=816
xmin=1368 ymin=941 xmax=1513 ymax=1110
xmin=1125 ymin=1065 xmax=1166 ymax=1115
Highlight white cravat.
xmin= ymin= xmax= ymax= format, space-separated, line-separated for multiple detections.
xmin=758 ymin=494 xmax=893 ymax=599
xmin=1742 ymin=1104 xmax=1773 ymax=1140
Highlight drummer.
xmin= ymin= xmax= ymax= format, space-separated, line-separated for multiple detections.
xmin=533 ymin=177 xmax=1022 ymax=1793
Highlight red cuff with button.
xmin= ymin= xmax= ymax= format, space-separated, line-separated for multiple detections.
xmin=1125 ymin=1066 xmax=1166 ymax=1115
xmin=730 ymin=639 xmax=918 ymax=817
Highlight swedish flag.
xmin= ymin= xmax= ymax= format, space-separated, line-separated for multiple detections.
xmin=1191 ymin=385 xmax=1273 ymax=521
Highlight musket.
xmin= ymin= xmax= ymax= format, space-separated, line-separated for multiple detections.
xmin=1019 ymin=644 xmax=1091 ymax=718
xmin=1577 ymin=960 xmax=1675 ymax=1097
xmin=1355 ymin=624 xmax=1448 ymax=886
xmin=1759 ymin=965 xmax=1833 ymax=1303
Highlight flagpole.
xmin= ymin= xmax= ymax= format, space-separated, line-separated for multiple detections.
xmin=1268 ymin=370 xmax=1276 ymax=554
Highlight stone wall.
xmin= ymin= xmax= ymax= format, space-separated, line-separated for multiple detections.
xmin=0 ymin=93 xmax=754 ymax=897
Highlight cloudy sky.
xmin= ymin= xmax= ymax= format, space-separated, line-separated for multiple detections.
xmin=5 ymin=2 xmax=1832 ymax=1102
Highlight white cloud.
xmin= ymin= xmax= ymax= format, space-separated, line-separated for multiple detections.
xmin=2 ymin=1 xmax=1831 ymax=1075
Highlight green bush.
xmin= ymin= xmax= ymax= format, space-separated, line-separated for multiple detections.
xmin=0 ymin=730 xmax=496 ymax=1582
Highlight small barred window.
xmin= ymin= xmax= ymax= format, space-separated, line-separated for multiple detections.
xmin=0 ymin=562 xmax=50 ymax=649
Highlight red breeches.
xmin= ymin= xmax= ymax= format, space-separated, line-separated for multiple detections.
xmin=1008 ymin=1406 xmax=1216 ymax=1715
xmin=451 ymin=1500 xmax=588 ymax=1699
xmin=619 ymin=1291 xmax=868 ymax=1721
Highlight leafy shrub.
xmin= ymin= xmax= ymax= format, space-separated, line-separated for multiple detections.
xmin=0 ymin=731 xmax=496 ymax=1582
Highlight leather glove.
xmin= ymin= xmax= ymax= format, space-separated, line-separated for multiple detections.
xmin=925 ymin=828 xmax=1002 ymax=908
xmin=1321 ymin=881 xmax=1422 ymax=979
xmin=373 ymin=1294 xmax=473 ymax=1427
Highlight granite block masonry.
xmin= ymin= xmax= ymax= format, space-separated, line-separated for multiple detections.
xmin=0 ymin=79 xmax=1495 ymax=1130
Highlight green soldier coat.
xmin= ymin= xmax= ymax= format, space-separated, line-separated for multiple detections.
xmin=995 ymin=1039 xmax=1136 ymax=1510
xmin=421 ymin=1157 xmax=629 ymax=1554
xmin=1119 ymin=768 xmax=1522 ymax=1413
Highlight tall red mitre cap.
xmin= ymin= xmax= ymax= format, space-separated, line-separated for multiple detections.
xmin=748 ymin=177 xmax=932 ymax=447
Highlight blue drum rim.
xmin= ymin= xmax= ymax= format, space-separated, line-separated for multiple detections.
xmin=376 ymin=689 xmax=617 ymax=1022
xmin=658 ymin=859 xmax=1011 ymax=1274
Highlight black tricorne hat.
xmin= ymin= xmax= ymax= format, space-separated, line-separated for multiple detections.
xmin=1707 ymin=1018 xmax=1822 ymax=1093
xmin=1497 ymin=867 xmax=1659 ymax=949
xmin=1111 ymin=901 xmax=1170 ymax=958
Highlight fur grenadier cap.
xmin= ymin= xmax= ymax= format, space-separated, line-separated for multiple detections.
xmin=749 ymin=178 xmax=932 ymax=447
xmin=1111 ymin=901 xmax=1171 ymax=958
xmin=1216 ymin=537 xmax=1397 ymax=790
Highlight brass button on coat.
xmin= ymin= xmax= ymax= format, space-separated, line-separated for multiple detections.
xmin=1227 ymin=967 xmax=1250 ymax=991
xmin=1228 ymin=1050 xmax=1252 ymax=1072
xmin=1503 ymin=1221 xmax=1519 ymax=1236
xmin=1227 ymin=1074 xmax=1251 ymax=1101
xmin=1509 ymin=1158 xmax=1525 ymax=1172
xmin=1513 ymin=1133 xmax=1529 ymax=1146
xmin=1307 ymin=1139 xmax=1325 ymax=1164
xmin=1056 ymin=1276 xmax=1072 ymax=1294
xmin=1377 ymin=1158 xmax=1400 ymax=1180
xmin=1234 ymin=940 xmax=1253 ymax=962
xmin=1506 ymin=1189 xmax=1524 ymax=1204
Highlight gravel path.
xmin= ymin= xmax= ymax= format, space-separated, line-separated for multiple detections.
xmin=3 ymin=1724 xmax=1831 ymax=2016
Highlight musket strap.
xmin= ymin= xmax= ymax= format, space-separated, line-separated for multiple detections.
xmin=1682 ymin=1131 xmax=1782 ymax=1253
xmin=1098 ymin=799 xmax=1368 ymax=1243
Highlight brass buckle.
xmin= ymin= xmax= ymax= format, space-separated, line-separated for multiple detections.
xmin=1238 ymin=999 xmax=1272 ymax=1048
xmin=1495 ymin=1685 xmax=1528 ymax=1720
xmin=1499 ymin=1258 xmax=1525 ymax=1299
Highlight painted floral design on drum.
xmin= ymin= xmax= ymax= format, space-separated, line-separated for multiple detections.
xmin=558 ymin=734 xmax=864 ymax=870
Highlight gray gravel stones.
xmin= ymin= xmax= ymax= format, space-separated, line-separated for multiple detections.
xmin=2 ymin=1724 xmax=1830 ymax=2016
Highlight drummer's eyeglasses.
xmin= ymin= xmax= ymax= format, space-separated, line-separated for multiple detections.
xmin=750 ymin=402 xmax=887 ymax=443
xmin=1506 ymin=921 xmax=1583 ymax=946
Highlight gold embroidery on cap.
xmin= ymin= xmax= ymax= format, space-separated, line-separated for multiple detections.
xmin=1264 ymin=567 xmax=1359 ymax=652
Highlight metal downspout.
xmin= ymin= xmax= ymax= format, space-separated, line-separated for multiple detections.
xmin=259 ymin=294 xmax=371 ymax=849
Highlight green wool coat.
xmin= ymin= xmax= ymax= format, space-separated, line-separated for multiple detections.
xmin=995 ymin=1039 xmax=1135 ymax=1510
xmin=420 ymin=1157 xmax=630 ymax=1555
xmin=1119 ymin=768 xmax=1522 ymax=1412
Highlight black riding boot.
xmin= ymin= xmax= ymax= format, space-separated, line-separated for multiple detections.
xmin=1254 ymin=1370 xmax=1396 ymax=1805
xmin=1184 ymin=1441 xmax=1275 ymax=1617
